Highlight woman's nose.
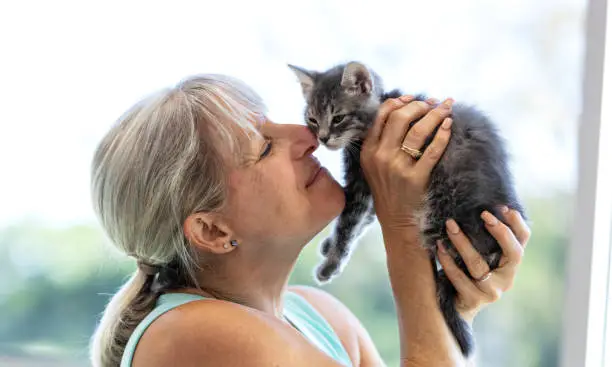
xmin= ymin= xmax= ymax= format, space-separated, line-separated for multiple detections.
xmin=287 ymin=124 xmax=319 ymax=158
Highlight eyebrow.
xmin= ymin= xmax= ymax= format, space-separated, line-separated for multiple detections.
xmin=236 ymin=129 xmax=266 ymax=167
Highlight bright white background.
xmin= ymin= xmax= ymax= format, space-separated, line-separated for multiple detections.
xmin=0 ymin=1 xmax=594 ymax=366
xmin=0 ymin=0 xmax=581 ymax=227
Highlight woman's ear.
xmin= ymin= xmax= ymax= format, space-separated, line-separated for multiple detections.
xmin=183 ymin=213 xmax=236 ymax=254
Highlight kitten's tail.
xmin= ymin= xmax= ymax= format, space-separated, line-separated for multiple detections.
xmin=437 ymin=271 xmax=474 ymax=357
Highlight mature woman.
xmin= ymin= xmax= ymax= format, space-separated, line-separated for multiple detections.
xmin=90 ymin=74 xmax=529 ymax=367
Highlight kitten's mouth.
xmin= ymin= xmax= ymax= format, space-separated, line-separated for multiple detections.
xmin=321 ymin=133 xmax=363 ymax=151
xmin=322 ymin=143 xmax=343 ymax=151
xmin=320 ymin=140 xmax=345 ymax=151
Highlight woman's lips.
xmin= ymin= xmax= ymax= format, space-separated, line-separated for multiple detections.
xmin=306 ymin=167 xmax=323 ymax=188
xmin=306 ymin=158 xmax=322 ymax=188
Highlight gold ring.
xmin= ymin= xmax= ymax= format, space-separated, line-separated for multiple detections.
xmin=475 ymin=272 xmax=491 ymax=282
xmin=400 ymin=144 xmax=423 ymax=159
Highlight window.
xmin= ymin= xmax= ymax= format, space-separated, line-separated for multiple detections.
xmin=561 ymin=1 xmax=612 ymax=365
xmin=0 ymin=1 xmax=596 ymax=366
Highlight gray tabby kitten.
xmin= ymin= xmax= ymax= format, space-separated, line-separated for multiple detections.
xmin=288 ymin=61 xmax=525 ymax=357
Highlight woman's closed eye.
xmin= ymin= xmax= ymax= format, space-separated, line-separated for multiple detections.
xmin=259 ymin=139 xmax=273 ymax=159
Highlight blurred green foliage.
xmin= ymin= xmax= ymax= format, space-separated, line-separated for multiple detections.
xmin=0 ymin=193 xmax=569 ymax=366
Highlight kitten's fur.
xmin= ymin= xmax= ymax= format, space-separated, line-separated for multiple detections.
xmin=289 ymin=61 xmax=525 ymax=357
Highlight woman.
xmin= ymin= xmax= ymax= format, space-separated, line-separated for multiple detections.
xmin=90 ymin=74 xmax=529 ymax=367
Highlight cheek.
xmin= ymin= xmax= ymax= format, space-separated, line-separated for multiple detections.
xmin=341 ymin=125 xmax=366 ymax=138
xmin=264 ymin=168 xmax=305 ymax=219
xmin=227 ymin=167 xmax=304 ymax=236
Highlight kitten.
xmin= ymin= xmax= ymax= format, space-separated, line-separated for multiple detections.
xmin=289 ymin=61 xmax=525 ymax=357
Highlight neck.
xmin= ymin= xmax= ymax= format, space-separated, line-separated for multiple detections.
xmin=188 ymin=249 xmax=300 ymax=319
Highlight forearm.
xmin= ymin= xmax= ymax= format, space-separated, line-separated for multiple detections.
xmin=382 ymin=227 xmax=465 ymax=367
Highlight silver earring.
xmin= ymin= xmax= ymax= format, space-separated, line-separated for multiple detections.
xmin=223 ymin=243 xmax=229 ymax=249
xmin=230 ymin=240 xmax=238 ymax=247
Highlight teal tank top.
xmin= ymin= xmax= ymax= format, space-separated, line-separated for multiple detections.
xmin=121 ymin=291 xmax=353 ymax=366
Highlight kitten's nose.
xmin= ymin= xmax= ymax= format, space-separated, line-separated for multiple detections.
xmin=320 ymin=136 xmax=330 ymax=144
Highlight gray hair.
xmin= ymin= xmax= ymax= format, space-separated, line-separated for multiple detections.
xmin=89 ymin=74 xmax=266 ymax=367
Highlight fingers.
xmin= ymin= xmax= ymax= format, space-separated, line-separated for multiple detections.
xmin=365 ymin=96 xmax=413 ymax=145
xmin=379 ymin=100 xmax=433 ymax=148
xmin=414 ymin=117 xmax=452 ymax=175
xmin=445 ymin=219 xmax=491 ymax=280
xmin=439 ymin=210 xmax=527 ymax=314
xmin=500 ymin=206 xmax=531 ymax=247
xmin=438 ymin=240 xmax=503 ymax=307
xmin=472 ymin=274 xmax=503 ymax=303
xmin=437 ymin=242 xmax=501 ymax=308
xmin=481 ymin=211 xmax=524 ymax=267
xmin=400 ymin=99 xmax=453 ymax=154
xmin=437 ymin=242 xmax=482 ymax=307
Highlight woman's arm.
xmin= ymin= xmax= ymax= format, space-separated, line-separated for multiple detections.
xmin=291 ymin=208 xmax=530 ymax=367
xmin=384 ymin=228 xmax=464 ymax=366
xmin=361 ymin=96 xmax=464 ymax=366
xmin=291 ymin=210 xmax=530 ymax=367
xmin=360 ymin=97 xmax=530 ymax=366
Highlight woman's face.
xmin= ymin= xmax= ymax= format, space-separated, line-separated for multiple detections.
xmin=223 ymin=119 xmax=345 ymax=252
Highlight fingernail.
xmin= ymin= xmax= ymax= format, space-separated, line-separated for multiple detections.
xmin=426 ymin=97 xmax=439 ymax=105
xmin=443 ymin=98 xmax=454 ymax=107
xmin=481 ymin=211 xmax=499 ymax=225
xmin=500 ymin=205 xmax=509 ymax=213
xmin=446 ymin=219 xmax=460 ymax=234
xmin=399 ymin=95 xmax=414 ymax=102
xmin=437 ymin=240 xmax=447 ymax=253
xmin=441 ymin=117 xmax=453 ymax=130
xmin=438 ymin=103 xmax=451 ymax=110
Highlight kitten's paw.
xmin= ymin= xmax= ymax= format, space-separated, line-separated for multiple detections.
xmin=315 ymin=258 xmax=341 ymax=284
xmin=320 ymin=237 xmax=335 ymax=256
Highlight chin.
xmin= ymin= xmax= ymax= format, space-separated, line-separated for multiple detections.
xmin=306 ymin=165 xmax=345 ymax=225
xmin=302 ymin=175 xmax=345 ymax=245
xmin=320 ymin=178 xmax=345 ymax=219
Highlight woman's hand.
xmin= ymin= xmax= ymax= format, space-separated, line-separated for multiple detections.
xmin=361 ymin=96 xmax=454 ymax=233
xmin=437 ymin=208 xmax=531 ymax=324
xmin=362 ymin=96 xmax=476 ymax=365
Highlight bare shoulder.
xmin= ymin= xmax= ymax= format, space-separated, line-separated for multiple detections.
xmin=289 ymin=285 xmax=362 ymax=337
xmin=132 ymin=297 xmax=344 ymax=367
xmin=289 ymin=285 xmax=386 ymax=367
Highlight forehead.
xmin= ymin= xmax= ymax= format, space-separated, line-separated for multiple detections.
xmin=310 ymin=84 xmax=341 ymax=114
xmin=308 ymin=76 xmax=363 ymax=117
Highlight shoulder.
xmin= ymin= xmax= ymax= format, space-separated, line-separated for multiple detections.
xmin=288 ymin=285 xmax=385 ymax=367
xmin=132 ymin=295 xmax=342 ymax=367
xmin=288 ymin=285 xmax=361 ymax=338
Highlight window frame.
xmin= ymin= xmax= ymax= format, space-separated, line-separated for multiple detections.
xmin=561 ymin=0 xmax=612 ymax=365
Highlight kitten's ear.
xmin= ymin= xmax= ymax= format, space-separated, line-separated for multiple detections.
xmin=288 ymin=64 xmax=316 ymax=99
xmin=341 ymin=62 xmax=373 ymax=96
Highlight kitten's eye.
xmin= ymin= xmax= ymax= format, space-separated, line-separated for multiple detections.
xmin=332 ymin=115 xmax=346 ymax=125
xmin=259 ymin=139 xmax=272 ymax=159
xmin=308 ymin=117 xmax=318 ymax=125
